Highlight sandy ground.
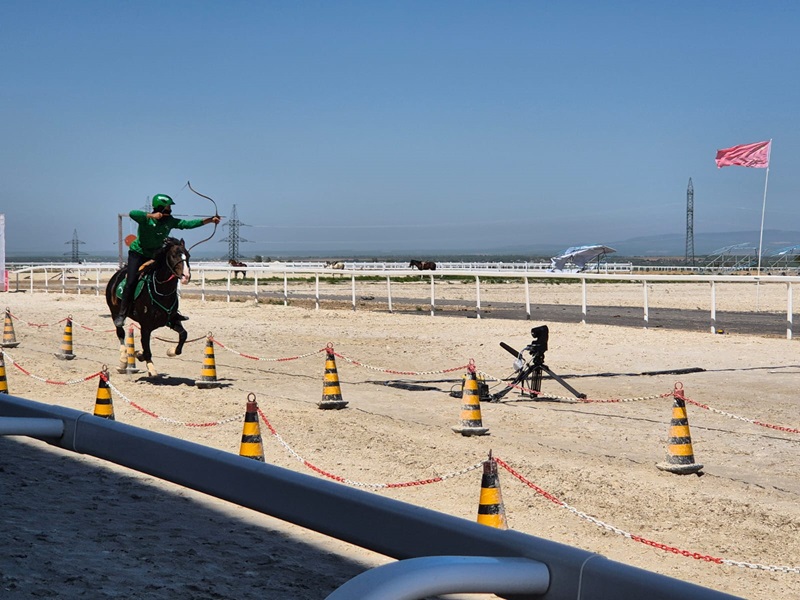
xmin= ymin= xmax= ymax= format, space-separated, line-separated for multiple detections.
xmin=1 ymin=287 xmax=799 ymax=599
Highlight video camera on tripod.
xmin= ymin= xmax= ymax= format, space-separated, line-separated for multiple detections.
xmin=491 ymin=324 xmax=586 ymax=402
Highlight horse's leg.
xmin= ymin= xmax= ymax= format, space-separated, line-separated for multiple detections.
xmin=115 ymin=325 xmax=127 ymax=373
xmin=136 ymin=328 xmax=158 ymax=377
xmin=166 ymin=323 xmax=188 ymax=357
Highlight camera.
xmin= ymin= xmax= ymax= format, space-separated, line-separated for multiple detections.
xmin=526 ymin=325 xmax=549 ymax=355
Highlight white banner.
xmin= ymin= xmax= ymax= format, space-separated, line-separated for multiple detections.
xmin=0 ymin=214 xmax=5 ymax=292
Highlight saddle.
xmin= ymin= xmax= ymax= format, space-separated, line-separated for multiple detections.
xmin=114 ymin=260 xmax=155 ymax=300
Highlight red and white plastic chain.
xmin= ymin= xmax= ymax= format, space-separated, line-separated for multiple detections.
xmin=211 ymin=336 xmax=324 ymax=362
xmin=333 ymin=350 xmax=470 ymax=376
xmin=676 ymin=389 xmax=799 ymax=435
xmin=256 ymin=406 xmax=482 ymax=488
xmin=2 ymin=350 xmax=103 ymax=385
xmin=5 ymin=309 xmax=55 ymax=328
xmin=495 ymin=456 xmax=800 ymax=572
xmin=103 ymin=377 xmax=240 ymax=427
xmin=477 ymin=370 xmax=669 ymax=403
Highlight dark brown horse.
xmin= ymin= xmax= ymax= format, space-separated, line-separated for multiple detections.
xmin=409 ymin=259 xmax=437 ymax=271
xmin=105 ymin=237 xmax=191 ymax=377
xmin=229 ymin=259 xmax=247 ymax=279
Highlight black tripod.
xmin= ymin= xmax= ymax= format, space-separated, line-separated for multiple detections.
xmin=490 ymin=325 xmax=586 ymax=402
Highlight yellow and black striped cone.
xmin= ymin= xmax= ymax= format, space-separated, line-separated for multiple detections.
xmin=55 ymin=316 xmax=76 ymax=360
xmin=0 ymin=351 xmax=9 ymax=394
xmin=93 ymin=368 xmax=115 ymax=420
xmin=196 ymin=335 xmax=222 ymax=389
xmin=2 ymin=308 xmax=20 ymax=348
xmin=118 ymin=326 xmax=141 ymax=374
xmin=452 ymin=364 xmax=489 ymax=436
xmin=239 ymin=393 xmax=265 ymax=462
xmin=319 ymin=344 xmax=348 ymax=409
xmin=477 ymin=451 xmax=507 ymax=529
xmin=657 ymin=383 xmax=703 ymax=475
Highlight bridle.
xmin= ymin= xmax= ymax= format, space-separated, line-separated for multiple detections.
xmin=154 ymin=241 xmax=190 ymax=286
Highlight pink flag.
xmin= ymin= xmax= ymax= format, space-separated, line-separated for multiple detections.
xmin=715 ymin=140 xmax=771 ymax=168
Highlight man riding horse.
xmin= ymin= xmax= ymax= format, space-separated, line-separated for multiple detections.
xmin=115 ymin=194 xmax=221 ymax=328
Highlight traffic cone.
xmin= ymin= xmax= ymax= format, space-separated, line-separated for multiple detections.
xmin=117 ymin=326 xmax=140 ymax=374
xmin=477 ymin=451 xmax=507 ymax=529
xmin=2 ymin=308 xmax=19 ymax=348
xmin=0 ymin=351 xmax=9 ymax=394
xmin=239 ymin=394 xmax=265 ymax=462
xmin=55 ymin=317 xmax=76 ymax=360
xmin=319 ymin=344 xmax=348 ymax=409
xmin=93 ymin=368 xmax=115 ymax=420
xmin=196 ymin=335 xmax=222 ymax=389
xmin=657 ymin=383 xmax=703 ymax=475
xmin=452 ymin=362 xmax=489 ymax=436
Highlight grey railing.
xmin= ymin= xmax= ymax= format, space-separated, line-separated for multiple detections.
xmin=0 ymin=392 xmax=741 ymax=600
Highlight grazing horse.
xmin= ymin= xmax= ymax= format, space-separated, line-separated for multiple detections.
xmin=409 ymin=259 xmax=437 ymax=271
xmin=229 ymin=259 xmax=247 ymax=279
xmin=105 ymin=237 xmax=191 ymax=377
xmin=325 ymin=260 xmax=345 ymax=270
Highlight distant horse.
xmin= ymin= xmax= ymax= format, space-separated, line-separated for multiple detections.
xmin=105 ymin=237 xmax=191 ymax=377
xmin=229 ymin=259 xmax=247 ymax=279
xmin=409 ymin=260 xmax=437 ymax=271
xmin=325 ymin=260 xmax=345 ymax=270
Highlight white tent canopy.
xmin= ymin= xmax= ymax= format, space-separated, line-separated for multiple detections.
xmin=550 ymin=244 xmax=616 ymax=272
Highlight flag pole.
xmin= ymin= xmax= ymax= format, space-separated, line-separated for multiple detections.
xmin=756 ymin=139 xmax=773 ymax=278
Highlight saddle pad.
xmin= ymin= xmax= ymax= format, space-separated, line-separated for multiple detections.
xmin=115 ymin=277 xmax=146 ymax=300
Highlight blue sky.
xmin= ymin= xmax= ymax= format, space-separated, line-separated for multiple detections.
xmin=2 ymin=1 xmax=798 ymax=257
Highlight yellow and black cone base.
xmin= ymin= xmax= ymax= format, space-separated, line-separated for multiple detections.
xmin=2 ymin=308 xmax=19 ymax=348
xmin=657 ymin=383 xmax=703 ymax=475
xmin=196 ymin=336 xmax=222 ymax=389
xmin=477 ymin=451 xmax=507 ymax=529
xmin=452 ymin=365 xmax=489 ymax=436
xmin=0 ymin=351 xmax=9 ymax=394
xmin=56 ymin=317 xmax=76 ymax=360
xmin=319 ymin=345 xmax=347 ymax=409
xmin=93 ymin=368 xmax=115 ymax=420
xmin=239 ymin=393 xmax=265 ymax=462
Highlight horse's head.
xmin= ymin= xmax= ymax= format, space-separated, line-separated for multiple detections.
xmin=160 ymin=237 xmax=191 ymax=284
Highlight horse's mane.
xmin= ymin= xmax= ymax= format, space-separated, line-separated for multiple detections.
xmin=142 ymin=238 xmax=185 ymax=274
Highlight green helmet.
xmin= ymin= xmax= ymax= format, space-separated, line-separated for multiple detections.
xmin=152 ymin=194 xmax=175 ymax=210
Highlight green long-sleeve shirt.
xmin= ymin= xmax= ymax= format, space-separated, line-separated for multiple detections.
xmin=128 ymin=210 xmax=205 ymax=258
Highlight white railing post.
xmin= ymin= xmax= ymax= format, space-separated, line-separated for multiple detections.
xmin=430 ymin=274 xmax=435 ymax=316
xmin=524 ymin=276 xmax=531 ymax=320
xmin=787 ymin=282 xmax=793 ymax=340
xmin=581 ymin=278 xmax=587 ymax=324
xmin=386 ymin=276 xmax=393 ymax=313
xmin=710 ymin=281 xmax=717 ymax=334
xmin=475 ymin=276 xmax=481 ymax=319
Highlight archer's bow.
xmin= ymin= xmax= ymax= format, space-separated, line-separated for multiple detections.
xmin=186 ymin=180 xmax=219 ymax=252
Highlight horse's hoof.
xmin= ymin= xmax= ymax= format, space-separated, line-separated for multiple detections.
xmin=166 ymin=349 xmax=177 ymax=357
xmin=146 ymin=363 xmax=158 ymax=377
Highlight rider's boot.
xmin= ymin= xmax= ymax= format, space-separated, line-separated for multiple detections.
xmin=114 ymin=301 xmax=129 ymax=328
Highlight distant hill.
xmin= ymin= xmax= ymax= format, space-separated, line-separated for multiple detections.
xmin=8 ymin=230 xmax=800 ymax=262
xmin=607 ymin=230 xmax=800 ymax=257
xmin=483 ymin=229 xmax=800 ymax=258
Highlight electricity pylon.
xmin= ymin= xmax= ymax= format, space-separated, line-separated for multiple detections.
xmin=220 ymin=204 xmax=252 ymax=261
